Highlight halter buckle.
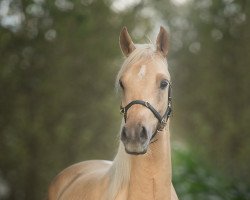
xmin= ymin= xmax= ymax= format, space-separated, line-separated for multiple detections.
xmin=161 ymin=118 xmax=167 ymax=125
xmin=120 ymin=107 xmax=125 ymax=114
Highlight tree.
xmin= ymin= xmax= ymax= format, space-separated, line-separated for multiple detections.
xmin=0 ymin=0 xmax=151 ymax=199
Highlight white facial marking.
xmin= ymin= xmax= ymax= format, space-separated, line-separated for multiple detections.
xmin=138 ymin=65 xmax=146 ymax=79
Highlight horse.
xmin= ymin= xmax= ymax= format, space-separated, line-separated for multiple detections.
xmin=47 ymin=26 xmax=179 ymax=200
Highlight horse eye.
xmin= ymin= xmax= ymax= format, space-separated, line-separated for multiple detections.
xmin=160 ymin=80 xmax=168 ymax=89
xmin=119 ymin=80 xmax=124 ymax=89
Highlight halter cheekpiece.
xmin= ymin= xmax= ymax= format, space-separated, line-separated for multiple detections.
xmin=120 ymin=81 xmax=172 ymax=140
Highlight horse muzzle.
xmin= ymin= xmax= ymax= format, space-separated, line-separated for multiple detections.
xmin=120 ymin=124 xmax=150 ymax=155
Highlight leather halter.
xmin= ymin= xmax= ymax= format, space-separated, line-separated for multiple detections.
xmin=120 ymin=81 xmax=172 ymax=140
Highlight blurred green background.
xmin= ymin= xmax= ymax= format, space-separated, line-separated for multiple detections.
xmin=0 ymin=0 xmax=250 ymax=199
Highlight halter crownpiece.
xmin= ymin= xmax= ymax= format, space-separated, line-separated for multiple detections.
xmin=120 ymin=81 xmax=172 ymax=140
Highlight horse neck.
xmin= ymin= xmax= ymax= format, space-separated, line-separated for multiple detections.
xmin=128 ymin=125 xmax=172 ymax=200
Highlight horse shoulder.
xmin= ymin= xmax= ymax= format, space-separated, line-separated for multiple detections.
xmin=48 ymin=160 xmax=112 ymax=200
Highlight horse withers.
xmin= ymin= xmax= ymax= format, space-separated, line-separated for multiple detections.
xmin=47 ymin=26 xmax=179 ymax=200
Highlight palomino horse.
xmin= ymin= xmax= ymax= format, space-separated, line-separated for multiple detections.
xmin=48 ymin=26 xmax=179 ymax=200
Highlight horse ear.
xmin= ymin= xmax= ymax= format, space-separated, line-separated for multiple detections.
xmin=156 ymin=26 xmax=168 ymax=57
xmin=119 ymin=27 xmax=136 ymax=57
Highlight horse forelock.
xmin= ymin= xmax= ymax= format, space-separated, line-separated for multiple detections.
xmin=115 ymin=44 xmax=166 ymax=91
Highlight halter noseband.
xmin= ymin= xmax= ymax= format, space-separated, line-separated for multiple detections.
xmin=120 ymin=81 xmax=172 ymax=140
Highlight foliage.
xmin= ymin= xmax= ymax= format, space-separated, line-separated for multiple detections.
xmin=147 ymin=0 xmax=250 ymax=184
xmin=0 ymin=0 xmax=150 ymax=199
xmin=172 ymin=143 xmax=250 ymax=200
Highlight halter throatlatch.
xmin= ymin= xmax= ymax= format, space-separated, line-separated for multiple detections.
xmin=120 ymin=81 xmax=172 ymax=140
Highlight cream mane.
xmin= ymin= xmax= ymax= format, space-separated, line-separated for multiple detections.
xmin=107 ymin=132 xmax=131 ymax=200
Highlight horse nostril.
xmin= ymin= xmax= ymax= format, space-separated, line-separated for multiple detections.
xmin=121 ymin=127 xmax=128 ymax=142
xmin=139 ymin=126 xmax=148 ymax=141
